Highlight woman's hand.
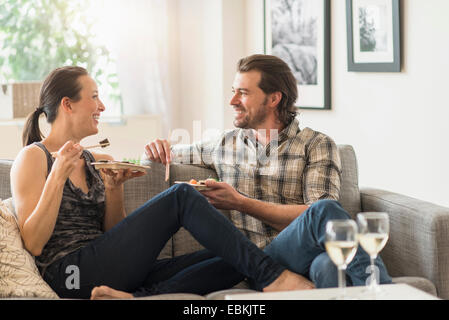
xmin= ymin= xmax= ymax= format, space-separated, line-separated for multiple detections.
xmin=100 ymin=168 xmax=146 ymax=190
xmin=51 ymin=141 xmax=83 ymax=183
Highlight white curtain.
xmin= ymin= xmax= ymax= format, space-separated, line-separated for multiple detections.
xmin=105 ymin=0 xmax=176 ymax=134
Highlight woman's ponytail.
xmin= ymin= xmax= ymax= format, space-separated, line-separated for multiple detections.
xmin=22 ymin=107 xmax=46 ymax=146
xmin=21 ymin=66 xmax=88 ymax=147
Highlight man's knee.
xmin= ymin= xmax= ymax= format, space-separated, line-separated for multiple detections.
xmin=309 ymin=199 xmax=341 ymax=211
xmin=309 ymin=252 xmax=338 ymax=288
xmin=282 ymin=200 xmax=350 ymax=241
xmin=308 ymin=199 xmax=350 ymax=220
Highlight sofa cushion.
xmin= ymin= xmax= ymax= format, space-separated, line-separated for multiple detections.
xmin=337 ymin=145 xmax=362 ymax=218
xmin=0 ymin=160 xmax=13 ymax=200
xmin=134 ymin=293 xmax=206 ymax=300
xmin=205 ymin=288 xmax=258 ymax=300
xmin=173 ymin=228 xmax=205 ymax=257
xmin=168 ymin=163 xmax=231 ymax=257
xmin=0 ymin=198 xmax=59 ymax=299
xmin=392 ymin=276 xmax=437 ymax=297
xmin=121 ymin=163 xmax=174 ymax=260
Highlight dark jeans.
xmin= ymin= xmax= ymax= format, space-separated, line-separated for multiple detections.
xmin=264 ymin=200 xmax=392 ymax=288
xmin=43 ymin=184 xmax=285 ymax=299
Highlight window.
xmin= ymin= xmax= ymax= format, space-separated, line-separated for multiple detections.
xmin=0 ymin=0 xmax=122 ymax=119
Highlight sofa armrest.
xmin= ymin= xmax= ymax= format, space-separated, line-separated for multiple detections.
xmin=360 ymin=187 xmax=449 ymax=299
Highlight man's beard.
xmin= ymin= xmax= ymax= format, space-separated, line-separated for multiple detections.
xmin=233 ymin=97 xmax=269 ymax=129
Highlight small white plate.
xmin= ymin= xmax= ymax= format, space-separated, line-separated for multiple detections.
xmin=91 ymin=161 xmax=150 ymax=172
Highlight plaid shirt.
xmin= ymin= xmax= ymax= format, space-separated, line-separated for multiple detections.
xmin=171 ymin=118 xmax=342 ymax=249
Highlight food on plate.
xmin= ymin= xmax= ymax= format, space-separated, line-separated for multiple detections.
xmin=122 ymin=157 xmax=141 ymax=165
xmin=174 ymin=179 xmax=212 ymax=190
xmin=189 ymin=178 xmax=220 ymax=185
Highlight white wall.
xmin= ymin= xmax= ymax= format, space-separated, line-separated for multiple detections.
xmin=174 ymin=0 xmax=225 ymax=140
xmin=233 ymin=0 xmax=449 ymax=207
xmin=0 ymin=115 xmax=162 ymax=161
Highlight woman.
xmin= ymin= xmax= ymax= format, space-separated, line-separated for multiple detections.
xmin=10 ymin=66 xmax=314 ymax=299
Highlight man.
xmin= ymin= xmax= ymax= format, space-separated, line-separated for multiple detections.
xmin=144 ymin=54 xmax=391 ymax=288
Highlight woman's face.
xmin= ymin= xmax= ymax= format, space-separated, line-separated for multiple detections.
xmin=70 ymin=75 xmax=106 ymax=138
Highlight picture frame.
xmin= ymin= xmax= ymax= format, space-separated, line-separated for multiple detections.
xmin=346 ymin=0 xmax=401 ymax=72
xmin=264 ymin=0 xmax=331 ymax=110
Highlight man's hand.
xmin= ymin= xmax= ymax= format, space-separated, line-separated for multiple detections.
xmin=200 ymin=180 xmax=245 ymax=211
xmin=202 ymin=179 xmax=309 ymax=231
xmin=144 ymin=139 xmax=172 ymax=165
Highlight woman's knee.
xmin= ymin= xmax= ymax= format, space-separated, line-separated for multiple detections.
xmin=164 ymin=183 xmax=200 ymax=202
xmin=172 ymin=183 xmax=199 ymax=195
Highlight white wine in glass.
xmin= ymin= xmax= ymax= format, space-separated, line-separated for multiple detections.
xmin=358 ymin=233 xmax=389 ymax=257
xmin=325 ymin=241 xmax=358 ymax=267
xmin=325 ymin=220 xmax=358 ymax=299
xmin=357 ymin=212 xmax=389 ymax=294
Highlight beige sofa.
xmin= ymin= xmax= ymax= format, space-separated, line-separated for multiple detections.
xmin=1 ymin=145 xmax=448 ymax=299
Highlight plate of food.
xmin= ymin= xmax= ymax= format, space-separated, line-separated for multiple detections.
xmin=174 ymin=179 xmax=214 ymax=191
xmin=91 ymin=160 xmax=151 ymax=172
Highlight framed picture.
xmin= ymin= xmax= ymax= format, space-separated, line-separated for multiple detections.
xmin=264 ymin=0 xmax=331 ymax=110
xmin=346 ymin=0 xmax=401 ymax=72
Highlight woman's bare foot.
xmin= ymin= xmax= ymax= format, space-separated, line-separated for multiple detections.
xmin=263 ymin=270 xmax=315 ymax=292
xmin=90 ymin=285 xmax=134 ymax=300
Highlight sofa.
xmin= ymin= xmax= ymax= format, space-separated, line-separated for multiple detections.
xmin=1 ymin=145 xmax=449 ymax=299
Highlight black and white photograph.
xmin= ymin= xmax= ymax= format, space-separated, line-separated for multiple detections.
xmin=346 ymin=0 xmax=401 ymax=72
xmin=264 ymin=0 xmax=330 ymax=109
xmin=358 ymin=3 xmax=388 ymax=53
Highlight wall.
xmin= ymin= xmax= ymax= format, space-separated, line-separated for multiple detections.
xmin=303 ymin=0 xmax=449 ymax=208
xmin=233 ymin=0 xmax=449 ymax=207
xmin=0 ymin=115 xmax=162 ymax=161
xmin=174 ymin=0 xmax=225 ymax=140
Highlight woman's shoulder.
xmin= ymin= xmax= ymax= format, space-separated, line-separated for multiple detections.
xmin=15 ymin=144 xmax=47 ymax=163
xmin=11 ymin=144 xmax=48 ymax=178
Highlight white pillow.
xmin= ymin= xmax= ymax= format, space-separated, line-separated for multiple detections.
xmin=0 ymin=198 xmax=59 ymax=299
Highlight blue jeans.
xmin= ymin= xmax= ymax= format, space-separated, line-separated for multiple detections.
xmin=43 ymin=184 xmax=285 ymax=298
xmin=264 ymin=199 xmax=392 ymax=288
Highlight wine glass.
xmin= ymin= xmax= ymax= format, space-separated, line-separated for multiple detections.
xmin=325 ymin=219 xmax=358 ymax=299
xmin=356 ymin=212 xmax=389 ymax=295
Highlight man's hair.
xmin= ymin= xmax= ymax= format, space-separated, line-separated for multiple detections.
xmin=237 ymin=54 xmax=298 ymax=126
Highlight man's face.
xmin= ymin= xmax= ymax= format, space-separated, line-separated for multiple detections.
xmin=230 ymin=71 xmax=270 ymax=129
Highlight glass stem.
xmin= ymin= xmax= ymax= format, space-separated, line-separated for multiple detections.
xmin=338 ymin=266 xmax=346 ymax=298
xmin=370 ymin=256 xmax=377 ymax=288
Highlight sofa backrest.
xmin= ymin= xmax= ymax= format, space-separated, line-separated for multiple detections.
xmin=0 ymin=160 xmax=12 ymax=200
xmin=1 ymin=145 xmax=362 ymax=216
xmin=142 ymin=145 xmax=362 ymax=257
xmin=0 ymin=145 xmax=361 ymax=259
